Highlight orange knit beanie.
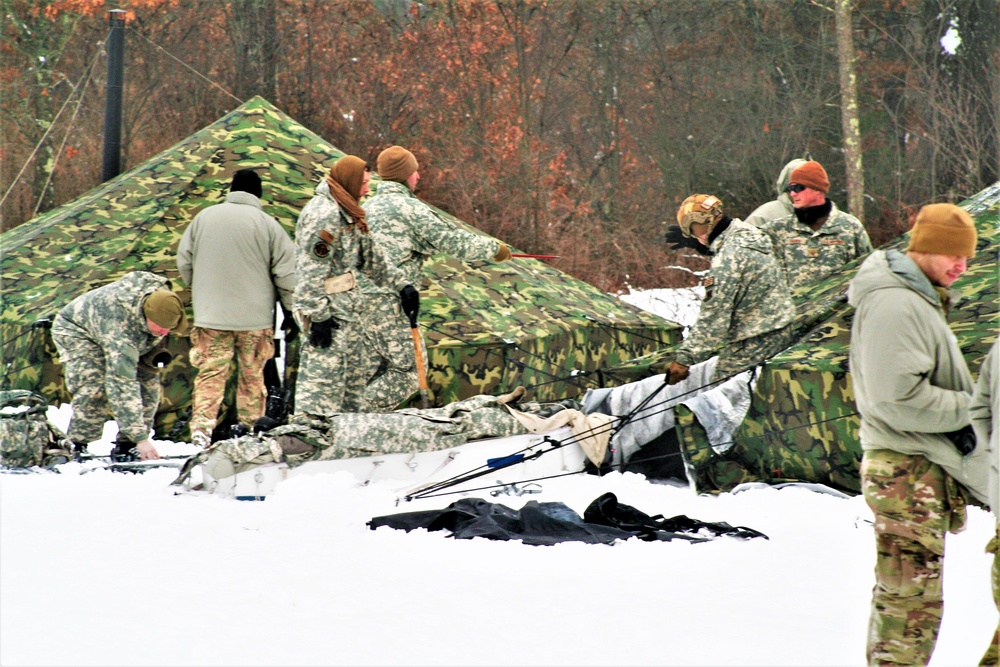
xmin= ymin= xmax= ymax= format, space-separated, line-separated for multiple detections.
xmin=789 ymin=161 xmax=830 ymax=194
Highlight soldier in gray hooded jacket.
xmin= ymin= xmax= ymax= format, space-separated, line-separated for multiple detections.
xmin=848 ymin=202 xmax=988 ymax=665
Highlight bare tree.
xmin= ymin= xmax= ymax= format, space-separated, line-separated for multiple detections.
xmin=834 ymin=0 xmax=865 ymax=220
xmin=229 ymin=0 xmax=278 ymax=102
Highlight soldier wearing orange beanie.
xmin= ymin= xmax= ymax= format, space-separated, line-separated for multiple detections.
xmin=759 ymin=159 xmax=873 ymax=292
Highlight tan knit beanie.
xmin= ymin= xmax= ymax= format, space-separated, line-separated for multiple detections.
xmin=376 ymin=146 xmax=419 ymax=183
xmin=907 ymin=203 xmax=977 ymax=258
xmin=142 ymin=290 xmax=189 ymax=335
xmin=790 ymin=161 xmax=830 ymax=194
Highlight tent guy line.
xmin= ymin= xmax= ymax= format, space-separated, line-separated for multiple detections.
xmin=399 ymin=405 xmax=863 ymax=502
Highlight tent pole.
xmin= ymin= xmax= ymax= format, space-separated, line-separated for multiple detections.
xmin=101 ymin=9 xmax=126 ymax=182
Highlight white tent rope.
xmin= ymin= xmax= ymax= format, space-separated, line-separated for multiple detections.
xmin=0 ymin=45 xmax=102 ymax=211
xmin=129 ymin=27 xmax=242 ymax=104
xmin=31 ymin=46 xmax=102 ymax=218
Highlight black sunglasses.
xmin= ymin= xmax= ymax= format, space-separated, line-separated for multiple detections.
xmin=786 ymin=183 xmax=807 ymax=193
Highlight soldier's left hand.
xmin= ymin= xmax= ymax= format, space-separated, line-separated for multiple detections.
xmin=281 ymin=307 xmax=300 ymax=343
xmin=666 ymin=361 xmax=690 ymax=385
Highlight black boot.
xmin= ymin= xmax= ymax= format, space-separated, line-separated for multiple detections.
xmin=110 ymin=435 xmax=138 ymax=462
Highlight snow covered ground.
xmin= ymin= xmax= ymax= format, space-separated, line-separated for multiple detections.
xmin=1 ymin=288 xmax=995 ymax=667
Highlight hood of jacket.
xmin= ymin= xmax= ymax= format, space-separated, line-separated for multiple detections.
xmin=848 ymin=249 xmax=944 ymax=312
xmin=774 ymin=158 xmax=808 ymax=208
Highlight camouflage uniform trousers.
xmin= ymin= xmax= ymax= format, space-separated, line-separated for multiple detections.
xmin=354 ymin=294 xmax=426 ymax=413
xmin=713 ymin=323 xmax=797 ymax=381
xmin=860 ymin=449 xmax=970 ymax=666
xmin=188 ymin=327 xmax=273 ymax=433
xmin=293 ymin=319 xmax=367 ymax=417
xmin=54 ymin=334 xmax=160 ymax=443
xmin=984 ymin=524 xmax=999 ymax=666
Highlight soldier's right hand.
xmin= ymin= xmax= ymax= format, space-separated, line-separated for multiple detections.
xmin=135 ymin=439 xmax=160 ymax=461
xmin=400 ymin=284 xmax=420 ymax=328
xmin=309 ymin=318 xmax=339 ymax=349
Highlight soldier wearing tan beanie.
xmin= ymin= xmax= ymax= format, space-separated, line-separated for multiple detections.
xmin=907 ymin=202 xmax=978 ymax=258
xmin=377 ymin=146 xmax=420 ymax=185
xmin=359 ymin=145 xmax=513 ymax=411
xmin=848 ymin=200 xmax=986 ymax=666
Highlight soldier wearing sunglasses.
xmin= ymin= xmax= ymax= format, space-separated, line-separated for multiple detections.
xmin=759 ymin=160 xmax=873 ymax=293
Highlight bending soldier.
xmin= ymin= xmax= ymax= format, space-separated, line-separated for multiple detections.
xmin=52 ymin=271 xmax=189 ymax=461
xmin=661 ymin=194 xmax=796 ymax=385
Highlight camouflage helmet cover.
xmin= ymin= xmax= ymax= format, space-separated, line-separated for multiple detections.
xmin=677 ymin=194 xmax=724 ymax=238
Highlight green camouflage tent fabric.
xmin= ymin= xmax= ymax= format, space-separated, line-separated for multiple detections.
xmin=0 ymin=97 xmax=680 ymax=440
xmin=673 ymin=183 xmax=1000 ymax=495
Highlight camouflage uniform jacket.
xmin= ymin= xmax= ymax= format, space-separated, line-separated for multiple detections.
xmin=294 ymin=179 xmax=409 ymax=324
xmin=362 ymin=180 xmax=500 ymax=286
xmin=51 ymin=271 xmax=171 ymax=441
xmin=969 ymin=339 xmax=998 ymax=515
xmin=848 ymin=249 xmax=989 ymax=506
xmin=761 ymin=202 xmax=873 ymax=292
xmin=674 ymin=219 xmax=794 ymax=367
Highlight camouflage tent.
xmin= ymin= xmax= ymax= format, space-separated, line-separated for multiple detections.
xmin=0 ymin=97 xmax=680 ymax=440
xmin=673 ymin=183 xmax=1000 ymax=495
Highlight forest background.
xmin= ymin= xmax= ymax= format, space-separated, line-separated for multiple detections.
xmin=2 ymin=0 xmax=997 ymax=292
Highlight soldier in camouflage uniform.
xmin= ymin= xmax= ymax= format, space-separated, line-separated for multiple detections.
xmin=661 ymin=194 xmax=796 ymax=386
xmin=760 ymin=160 xmax=873 ymax=293
xmin=51 ymin=271 xmax=189 ymax=460
xmin=744 ymin=157 xmax=807 ymax=227
xmin=292 ymin=155 xmax=413 ymax=418
xmin=848 ymin=203 xmax=990 ymax=665
xmin=971 ymin=340 xmax=1000 ymax=665
xmin=360 ymin=146 xmax=512 ymax=411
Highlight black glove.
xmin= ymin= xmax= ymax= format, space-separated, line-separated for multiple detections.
xmin=400 ymin=284 xmax=420 ymax=328
xmin=664 ymin=225 xmax=712 ymax=256
xmin=281 ymin=308 xmax=299 ymax=343
xmin=944 ymin=425 xmax=976 ymax=456
xmin=309 ymin=318 xmax=339 ymax=349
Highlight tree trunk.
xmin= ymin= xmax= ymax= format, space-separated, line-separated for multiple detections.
xmin=230 ymin=0 xmax=278 ymax=102
xmin=834 ymin=0 xmax=864 ymax=220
